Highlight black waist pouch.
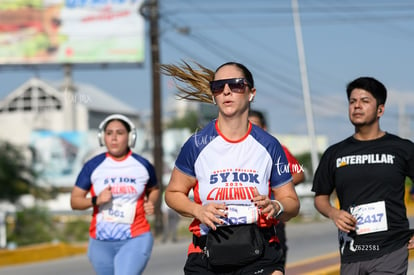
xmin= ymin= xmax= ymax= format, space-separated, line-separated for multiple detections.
xmin=204 ymin=224 xmax=265 ymax=268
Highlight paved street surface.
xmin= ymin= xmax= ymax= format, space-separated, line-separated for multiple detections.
xmin=0 ymin=218 xmax=414 ymax=274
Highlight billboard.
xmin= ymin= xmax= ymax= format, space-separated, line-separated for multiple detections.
xmin=0 ymin=0 xmax=145 ymax=66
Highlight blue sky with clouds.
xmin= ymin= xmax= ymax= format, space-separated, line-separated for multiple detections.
xmin=1 ymin=0 xmax=414 ymax=146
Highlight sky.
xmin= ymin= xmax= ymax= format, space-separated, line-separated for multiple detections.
xmin=1 ymin=0 xmax=414 ymax=148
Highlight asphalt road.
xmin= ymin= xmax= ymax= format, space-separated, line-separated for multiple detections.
xmin=0 ymin=219 xmax=338 ymax=275
xmin=0 ymin=218 xmax=413 ymax=275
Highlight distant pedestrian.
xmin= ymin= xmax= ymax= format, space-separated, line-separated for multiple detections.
xmin=161 ymin=192 xmax=180 ymax=243
xmin=248 ymin=109 xmax=305 ymax=267
xmin=312 ymin=77 xmax=414 ymax=274
xmin=70 ymin=114 xmax=160 ymax=275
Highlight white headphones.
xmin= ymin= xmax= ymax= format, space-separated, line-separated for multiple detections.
xmin=97 ymin=114 xmax=137 ymax=148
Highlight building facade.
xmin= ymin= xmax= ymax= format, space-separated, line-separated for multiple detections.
xmin=0 ymin=77 xmax=141 ymax=188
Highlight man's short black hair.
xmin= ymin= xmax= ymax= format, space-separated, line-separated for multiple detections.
xmin=346 ymin=77 xmax=387 ymax=106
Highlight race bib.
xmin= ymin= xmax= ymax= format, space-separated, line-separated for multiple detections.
xmin=218 ymin=204 xmax=258 ymax=226
xmin=350 ymin=201 xmax=388 ymax=235
xmin=102 ymin=199 xmax=137 ymax=224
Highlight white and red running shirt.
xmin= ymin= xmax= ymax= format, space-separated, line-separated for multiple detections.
xmin=75 ymin=150 xmax=158 ymax=241
xmin=175 ymin=120 xmax=292 ymax=253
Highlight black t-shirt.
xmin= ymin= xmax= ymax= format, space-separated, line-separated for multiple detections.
xmin=312 ymin=133 xmax=414 ymax=263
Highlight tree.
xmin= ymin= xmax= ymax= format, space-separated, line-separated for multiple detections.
xmin=0 ymin=141 xmax=37 ymax=202
xmin=8 ymin=206 xmax=56 ymax=246
xmin=165 ymin=111 xmax=200 ymax=132
xmin=295 ymin=152 xmax=323 ymax=180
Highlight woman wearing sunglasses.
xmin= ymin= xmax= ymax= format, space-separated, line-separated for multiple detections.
xmin=164 ymin=61 xmax=300 ymax=275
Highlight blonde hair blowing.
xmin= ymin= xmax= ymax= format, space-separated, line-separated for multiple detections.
xmin=160 ymin=60 xmax=215 ymax=104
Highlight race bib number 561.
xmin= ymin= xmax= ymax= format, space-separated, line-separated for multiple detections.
xmin=101 ymin=200 xmax=137 ymax=224
xmin=350 ymin=201 xmax=388 ymax=235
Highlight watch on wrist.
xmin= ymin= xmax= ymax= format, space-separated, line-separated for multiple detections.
xmin=92 ymin=196 xmax=97 ymax=206
xmin=272 ymin=200 xmax=284 ymax=218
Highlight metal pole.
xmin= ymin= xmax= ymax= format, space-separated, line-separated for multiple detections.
xmin=63 ymin=63 xmax=77 ymax=131
xmin=291 ymin=0 xmax=319 ymax=174
xmin=0 ymin=211 xmax=5 ymax=248
xmin=140 ymin=0 xmax=163 ymax=236
xmin=398 ymin=99 xmax=410 ymax=139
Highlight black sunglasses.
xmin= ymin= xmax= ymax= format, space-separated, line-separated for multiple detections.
xmin=210 ymin=78 xmax=251 ymax=94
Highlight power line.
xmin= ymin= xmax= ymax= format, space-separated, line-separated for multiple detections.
xmin=158 ymin=0 xmax=414 ymax=140
xmin=160 ymin=7 xmax=347 ymax=113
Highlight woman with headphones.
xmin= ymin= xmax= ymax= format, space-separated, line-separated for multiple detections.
xmin=70 ymin=114 xmax=160 ymax=275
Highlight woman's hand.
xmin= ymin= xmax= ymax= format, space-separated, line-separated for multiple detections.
xmin=98 ymin=185 xmax=112 ymax=205
xmin=144 ymin=186 xmax=160 ymax=215
xmin=251 ymin=188 xmax=279 ymax=219
xmin=193 ymin=203 xmax=227 ymax=231
xmin=144 ymin=196 xmax=155 ymax=215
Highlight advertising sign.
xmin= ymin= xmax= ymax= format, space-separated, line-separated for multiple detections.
xmin=0 ymin=0 xmax=145 ymax=65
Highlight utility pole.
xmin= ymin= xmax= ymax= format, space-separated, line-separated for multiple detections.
xmin=62 ymin=63 xmax=77 ymax=131
xmin=140 ymin=0 xmax=163 ymax=236
xmin=398 ymin=99 xmax=411 ymax=139
xmin=291 ymin=0 xmax=319 ymax=175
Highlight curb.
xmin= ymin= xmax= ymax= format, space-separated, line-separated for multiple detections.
xmin=286 ymin=252 xmax=340 ymax=275
xmin=0 ymin=242 xmax=87 ymax=267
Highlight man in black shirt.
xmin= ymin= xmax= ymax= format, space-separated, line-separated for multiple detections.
xmin=312 ymin=76 xmax=414 ymax=274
